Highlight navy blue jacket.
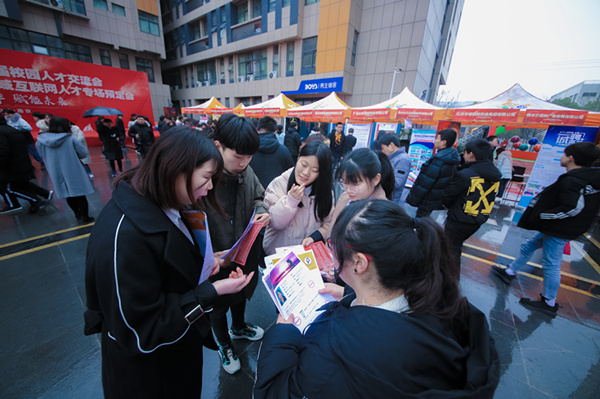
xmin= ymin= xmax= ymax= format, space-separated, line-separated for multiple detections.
xmin=407 ymin=147 xmax=460 ymax=211
xmin=250 ymin=132 xmax=294 ymax=189
xmin=255 ymin=294 xmax=499 ymax=399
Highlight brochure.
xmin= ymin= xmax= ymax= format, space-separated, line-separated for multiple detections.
xmin=262 ymin=251 xmax=335 ymax=333
xmin=220 ymin=210 xmax=264 ymax=266
xmin=304 ymin=241 xmax=335 ymax=277
xmin=180 ymin=210 xmax=214 ymax=284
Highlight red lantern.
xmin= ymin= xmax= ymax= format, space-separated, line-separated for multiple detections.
xmin=513 ymin=142 xmax=521 ymax=149
xmin=533 ymin=144 xmax=542 ymax=152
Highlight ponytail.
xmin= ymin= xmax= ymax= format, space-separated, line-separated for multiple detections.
xmin=375 ymin=151 xmax=395 ymax=200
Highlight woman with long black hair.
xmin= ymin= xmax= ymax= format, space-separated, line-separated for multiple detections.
xmin=255 ymin=199 xmax=500 ymax=398
xmin=263 ymin=140 xmax=334 ymax=254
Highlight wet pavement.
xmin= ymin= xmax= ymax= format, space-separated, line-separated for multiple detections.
xmin=1 ymin=146 xmax=600 ymax=398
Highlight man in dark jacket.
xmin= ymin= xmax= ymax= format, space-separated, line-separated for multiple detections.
xmin=380 ymin=133 xmax=411 ymax=206
xmin=442 ymin=139 xmax=501 ymax=273
xmin=492 ymin=141 xmax=600 ymax=317
xmin=328 ymin=122 xmax=346 ymax=169
xmin=0 ymin=115 xmax=50 ymax=214
xmin=249 ymin=116 xmax=294 ymax=189
xmin=407 ymin=129 xmax=460 ymax=217
xmin=342 ymin=127 xmax=357 ymax=156
xmin=128 ymin=115 xmax=155 ymax=159
xmin=284 ymin=122 xmax=302 ymax=162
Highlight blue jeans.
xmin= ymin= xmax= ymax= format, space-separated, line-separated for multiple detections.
xmin=509 ymin=232 xmax=568 ymax=302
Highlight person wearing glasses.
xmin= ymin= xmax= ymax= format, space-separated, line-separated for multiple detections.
xmin=263 ymin=141 xmax=334 ymax=254
xmin=324 ymin=148 xmax=394 ymax=241
xmin=254 ymin=200 xmax=500 ymax=398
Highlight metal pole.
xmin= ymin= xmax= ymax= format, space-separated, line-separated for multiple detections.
xmin=390 ymin=67 xmax=398 ymax=99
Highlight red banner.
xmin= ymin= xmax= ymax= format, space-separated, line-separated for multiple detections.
xmin=0 ymin=49 xmax=153 ymax=142
xmin=244 ymin=108 xmax=281 ymax=118
xmin=395 ymin=108 xmax=436 ymax=121
xmin=351 ymin=109 xmax=393 ymax=120
xmin=523 ymin=110 xmax=588 ymax=126
xmin=454 ymin=109 xmax=520 ymax=122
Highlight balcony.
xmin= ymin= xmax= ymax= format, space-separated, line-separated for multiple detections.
xmin=231 ymin=18 xmax=262 ymax=42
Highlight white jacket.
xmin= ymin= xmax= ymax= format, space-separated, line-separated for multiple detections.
xmin=263 ymin=168 xmax=334 ymax=255
xmin=71 ymin=125 xmax=92 ymax=164
xmin=495 ymin=150 xmax=513 ymax=180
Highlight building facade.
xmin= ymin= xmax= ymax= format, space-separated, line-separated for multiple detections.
xmin=550 ymin=80 xmax=600 ymax=108
xmin=0 ymin=0 xmax=170 ymax=119
xmin=161 ymin=0 xmax=464 ymax=113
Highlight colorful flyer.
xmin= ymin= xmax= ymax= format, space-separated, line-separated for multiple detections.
xmin=220 ymin=210 xmax=264 ymax=266
xmin=180 ymin=210 xmax=214 ymax=284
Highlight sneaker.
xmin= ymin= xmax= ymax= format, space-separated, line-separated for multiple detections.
xmin=0 ymin=205 xmax=23 ymax=214
xmin=88 ymin=174 xmax=94 ymax=178
xmin=230 ymin=323 xmax=264 ymax=341
xmin=46 ymin=190 xmax=54 ymax=202
xmin=492 ymin=266 xmax=516 ymax=285
xmin=111 ymin=171 xmax=117 ymax=178
xmin=519 ymin=295 xmax=559 ymax=317
xmin=218 ymin=343 xmax=241 ymax=374
xmin=28 ymin=199 xmax=48 ymax=214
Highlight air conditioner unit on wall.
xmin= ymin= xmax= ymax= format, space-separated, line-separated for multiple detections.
xmin=204 ymin=80 xmax=209 ymax=86
xmin=268 ymin=71 xmax=277 ymax=79
xmin=196 ymin=81 xmax=202 ymax=87
xmin=49 ymin=0 xmax=64 ymax=9
xmin=247 ymin=75 xmax=254 ymax=81
xmin=238 ymin=76 xmax=245 ymax=83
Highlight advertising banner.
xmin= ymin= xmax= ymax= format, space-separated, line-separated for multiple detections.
xmin=454 ymin=109 xmax=520 ymax=123
xmin=523 ymin=110 xmax=588 ymax=126
xmin=346 ymin=122 xmax=371 ymax=149
xmin=0 ymin=48 xmax=153 ymax=139
xmin=395 ymin=108 xmax=436 ymax=121
xmin=518 ymin=126 xmax=599 ymax=208
xmin=408 ymin=129 xmax=437 ymax=175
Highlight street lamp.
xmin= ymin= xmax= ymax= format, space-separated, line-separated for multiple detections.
xmin=389 ymin=67 xmax=403 ymax=99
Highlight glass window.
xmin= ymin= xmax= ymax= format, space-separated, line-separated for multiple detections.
xmin=238 ymin=49 xmax=267 ymax=80
xmin=228 ymin=55 xmax=234 ymax=83
xmin=268 ymin=0 xmax=276 ymax=12
xmin=139 ymin=11 xmax=160 ymax=36
xmin=305 ymin=0 xmax=319 ymax=5
xmin=351 ymin=30 xmax=358 ymax=67
xmin=32 ymin=45 xmax=49 ymax=55
xmin=236 ymin=3 xmax=248 ymax=24
xmin=286 ymin=41 xmax=294 ymax=77
xmin=99 ymin=49 xmax=112 ymax=66
xmin=196 ymin=60 xmax=217 ymax=85
xmin=63 ymin=0 xmax=87 ymax=15
xmin=301 ymin=37 xmax=317 ymax=75
xmin=118 ymin=53 xmax=130 ymax=69
xmin=252 ymin=0 xmax=262 ymax=18
xmin=64 ymin=42 xmax=92 ymax=63
xmin=112 ymin=3 xmax=125 ymax=16
xmin=93 ymin=0 xmax=108 ymax=10
xmin=283 ymin=0 xmax=290 ymax=6
xmin=136 ymin=57 xmax=155 ymax=82
xmin=272 ymin=45 xmax=279 ymax=75
xmin=190 ymin=21 xmax=201 ymax=41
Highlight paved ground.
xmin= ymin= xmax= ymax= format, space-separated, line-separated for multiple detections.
xmin=1 ymin=146 xmax=599 ymax=398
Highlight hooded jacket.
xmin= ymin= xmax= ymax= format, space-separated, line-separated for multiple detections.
xmin=518 ymin=167 xmax=600 ymax=240
xmin=0 ymin=124 xmax=34 ymax=182
xmin=388 ymin=147 xmax=412 ymax=205
xmin=8 ymin=113 xmax=35 ymax=145
xmin=495 ymin=150 xmax=513 ymax=179
xmin=36 ymin=132 xmax=94 ymax=198
xmin=284 ymin=127 xmax=302 ymax=159
xmin=407 ymin=147 xmax=460 ymax=211
xmin=249 ymin=133 xmax=294 ymax=189
xmin=443 ymin=160 xmax=502 ymax=226
xmin=263 ymin=168 xmax=334 ymax=254
xmin=254 ymin=294 xmax=500 ymax=399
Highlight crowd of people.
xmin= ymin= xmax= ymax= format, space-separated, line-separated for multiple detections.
xmin=2 ymin=108 xmax=600 ymax=398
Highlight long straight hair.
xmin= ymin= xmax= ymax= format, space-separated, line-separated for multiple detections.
xmin=330 ymin=199 xmax=467 ymax=320
xmin=286 ymin=140 xmax=333 ymax=223
xmin=116 ymin=126 xmax=223 ymax=211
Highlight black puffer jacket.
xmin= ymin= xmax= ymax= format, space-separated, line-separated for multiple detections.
xmin=407 ymin=147 xmax=460 ymax=211
xmin=284 ymin=128 xmax=302 ymax=160
xmin=249 ymin=133 xmax=294 ymax=188
xmin=0 ymin=124 xmax=34 ymax=182
xmin=518 ymin=167 xmax=600 ymax=239
xmin=442 ymin=160 xmax=502 ymax=225
xmin=255 ymin=294 xmax=500 ymax=399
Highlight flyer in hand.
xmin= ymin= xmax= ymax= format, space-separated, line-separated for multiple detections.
xmin=180 ymin=210 xmax=215 ymax=284
xmin=220 ymin=210 xmax=264 ymax=266
xmin=262 ymin=250 xmax=335 ymax=333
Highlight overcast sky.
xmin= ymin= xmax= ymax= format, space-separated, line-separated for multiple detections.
xmin=439 ymin=0 xmax=600 ymax=102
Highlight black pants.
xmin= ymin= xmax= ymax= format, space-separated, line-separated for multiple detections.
xmin=497 ymin=178 xmax=509 ymax=198
xmin=2 ymin=180 xmax=48 ymax=206
xmin=416 ymin=208 xmax=432 ymax=218
xmin=210 ymin=299 xmax=247 ymax=346
xmin=66 ymin=195 xmax=90 ymax=219
xmin=444 ymin=219 xmax=482 ymax=279
xmin=109 ymin=159 xmax=122 ymax=172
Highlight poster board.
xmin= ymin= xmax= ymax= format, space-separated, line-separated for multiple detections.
xmin=408 ymin=129 xmax=437 ymax=176
xmin=518 ymin=126 xmax=599 ymax=209
xmin=346 ymin=122 xmax=372 ymax=149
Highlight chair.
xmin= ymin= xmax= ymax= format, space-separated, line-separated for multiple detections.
xmin=502 ymin=166 xmax=527 ymax=204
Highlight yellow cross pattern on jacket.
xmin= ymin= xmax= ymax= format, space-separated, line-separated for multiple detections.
xmin=464 ymin=178 xmax=499 ymax=216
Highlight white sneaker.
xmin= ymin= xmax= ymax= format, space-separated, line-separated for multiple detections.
xmin=218 ymin=343 xmax=241 ymax=374
xmin=229 ymin=323 xmax=264 ymax=341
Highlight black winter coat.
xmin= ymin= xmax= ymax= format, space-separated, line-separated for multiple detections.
xmin=518 ymin=167 xmax=600 ymax=239
xmin=84 ymin=181 xmax=218 ymax=398
xmin=284 ymin=128 xmax=302 ymax=159
xmin=0 ymin=124 xmax=34 ymax=182
xmin=255 ymin=294 xmax=500 ymax=399
xmin=442 ymin=160 xmax=502 ymax=226
xmin=97 ymin=125 xmax=124 ymax=161
xmin=407 ymin=147 xmax=460 ymax=211
xmin=329 ymin=131 xmax=346 ymax=159
xmin=128 ymin=122 xmax=155 ymax=155
xmin=249 ymin=133 xmax=294 ymax=188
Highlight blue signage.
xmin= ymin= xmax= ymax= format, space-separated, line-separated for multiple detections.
xmin=283 ymin=77 xmax=343 ymax=95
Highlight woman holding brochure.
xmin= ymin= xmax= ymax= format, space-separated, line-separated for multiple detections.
xmin=255 ymin=200 xmax=500 ymax=398
xmin=263 ymin=141 xmax=334 ymax=254
xmin=84 ymin=126 xmax=255 ymax=399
